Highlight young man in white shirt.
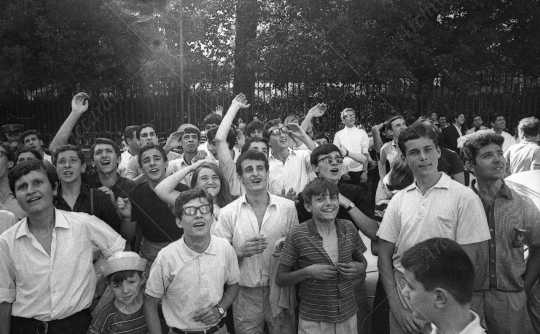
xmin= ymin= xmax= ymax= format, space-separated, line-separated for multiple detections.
xmin=489 ymin=113 xmax=516 ymax=153
xmin=504 ymin=116 xmax=540 ymax=174
xmin=118 ymin=125 xmax=140 ymax=177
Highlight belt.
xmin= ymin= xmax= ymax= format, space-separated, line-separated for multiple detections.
xmin=12 ymin=308 xmax=90 ymax=333
xmin=171 ymin=318 xmax=225 ymax=334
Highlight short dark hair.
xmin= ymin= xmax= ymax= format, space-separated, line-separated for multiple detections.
xmin=8 ymin=160 xmax=58 ymax=196
xmin=174 ymin=188 xmax=214 ymax=221
xmin=138 ymin=144 xmax=167 ymax=167
xmin=206 ymin=128 xmax=236 ymax=150
xmin=519 ymin=117 xmax=540 ymax=138
xmin=182 ymin=126 xmax=201 ymax=140
xmin=20 ymin=130 xmax=42 ymax=143
xmin=386 ymin=116 xmax=404 ymax=132
xmin=246 ymin=120 xmax=264 ymax=135
xmin=263 ymin=119 xmax=282 ymax=140
xmin=461 ymin=132 xmax=504 ymax=165
xmin=302 ymin=178 xmax=340 ymax=204
xmin=53 ymin=145 xmax=86 ymax=166
xmin=386 ymin=160 xmax=414 ymax=191
xmin=438 ymin=115 xmax=447 ymax=120
xmin=236 ymin=150 xmax=269 ymax=176
xmin=124 ymin=125 xmax=139 ymax=142
xmin=106 ymin=270 xmax=143 ymax=285
xmin=0 ymin=143 xmax=15 ymax=162
xmin=241 ymin=137 xmax=269 ymax=155
xmin=314 ymin=133 xmax=329 ymax=143
xmin=471 ymin=114 xmax=482 ymax=121
xmin=398 ymin=123 xmax=438 ymax=156
xmin=16 ymin=147 xmax=43 ymax=162
xmin=136 ymin=123 xmax=155 ymax=140
xmin=90 ymin=138 xmax=121 ymax=160
xmin=491 ymin=113 xmax=505 ymax=124
xmin=203 ymin=114 xmax=223 ymax=126
xmin=401 ymin=238 xmax=475 ymax=305
xmin=310 ymin=144 xmax=342 ymax=166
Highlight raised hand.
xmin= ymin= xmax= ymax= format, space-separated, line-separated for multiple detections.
xmin=231 ymin=93 xmax=251 ymax=109
xmin=165 ymin=130 xmax=185 ymax=150
xmin=308 ymin=103 xmax=327 ymax=118
xmin=71 ymin=92 xmax=89 ymax=114
xmin=117 ymin=197 xmax=132 ymax=220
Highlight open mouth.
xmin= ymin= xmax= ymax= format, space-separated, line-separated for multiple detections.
xmin=63 ymin=171 xmax=73 ymax=177
xmin=101 ymin=159 xmax=111 ymax=166
xmin=321 ymin=208 xmax=336 ymax=213
xmin=27 ymin=196 xmax=41 ymax=203
xmin=251 ymin=179 xmax=262 ymax=184
xmin=193 ymin=222 xmax=206 ymax=227
xmin=149 ymin=168 xmax=159 ymax=174
xmin=330 ymin=168 xmax=339 ymax=174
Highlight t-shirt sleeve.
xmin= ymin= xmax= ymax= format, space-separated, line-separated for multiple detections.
xmin=333 ymin=132 xmax=341 ymax=147
xmin=279 ymin=230 xmax=300 ymax=267
xmin=87 ymin=303 xmax=114 ymax=334
xmin=532 ymin=147 xmax=540 ymax=171
xmin=376 ymin=194 xmax=401 ymax=243
xmin=145 ymin=251 xmax=171 ymax=299
xmin=455 ymin=190 xmax=491 ymax=244
xmin=352 ymin=228 xmax=367 ymax=260
xmin=360 ymin=130 xmax=369 ymax=154
xmin=225 ymin=243 xmax=240 ymax=285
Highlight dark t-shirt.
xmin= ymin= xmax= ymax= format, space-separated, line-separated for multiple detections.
xmin=86 ymin=172 xmax=136 ymax=201
xmin=128 ymin=182 xmax=190 ymax=243
xmin=296 ymin=180 xmax=373 ymax=227
xmin=438 ymin=147 xmax=464 ymax=176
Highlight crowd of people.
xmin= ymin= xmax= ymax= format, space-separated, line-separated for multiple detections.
xmin=0 ymin=91 xmax=539 ymax=334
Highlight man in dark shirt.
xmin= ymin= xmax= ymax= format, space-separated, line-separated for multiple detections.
xmin=119 ymin=144 xmax=189 ymax=274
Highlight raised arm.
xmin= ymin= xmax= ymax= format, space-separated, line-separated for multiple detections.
xmin=301 ymin=103 xmax=327 ymax=133
xmin=216 ymin=94 xmax=250 ymax=168
xmin=371 ymin=123 xmax=385 ymax=153
xmin=339 ymin=193 xmax=379 ymax=240
xmin=154 ymin=159 xmax=206 ymax=206
xmin=50 ymin=92 xmax=89 ymax=153
xmin=286 ymin=123 xmax=317 ymax=151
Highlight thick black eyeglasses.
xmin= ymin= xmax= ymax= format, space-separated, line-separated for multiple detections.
xmin=183 ymin=205 xmax=212 ymax=216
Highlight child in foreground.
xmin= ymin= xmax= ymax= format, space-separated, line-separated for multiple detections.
xmin=401 ymin=238 xmax=485 ymax=334
xmin=88 ymin=251 xmax=148 ymax=334
xmin=275 ymin=178 xmax=367 ymax=334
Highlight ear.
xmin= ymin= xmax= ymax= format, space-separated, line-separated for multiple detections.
xmin=81 ymin=162 xmax=87 ymax=173
xmin=464 ymin=160 xmax=475 ymax=174
xmin=8 ymin=160 xmax=14 ymax=169
xmin=434 ymin=287 xmax=449 ymax=309
xmin=52 ymin=182 xmax=59 ymax=196
xmin=313 ymin=164 xmax=319 ymax=175
xmin=436 ymin=146 xmax=441 ymax=159
xmin=175 ymin=216 xmax=184 ymax=229
xmin=140 ymin=271 xmax=148 ymax=284
xmin=304 ymin=201 xmax=313 ymax=213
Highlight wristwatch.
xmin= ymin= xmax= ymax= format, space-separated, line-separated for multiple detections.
xmin=346 ymin=202 xmax=355 ymax=211
xmin=215 ymin=305 xmax=226 ymax=318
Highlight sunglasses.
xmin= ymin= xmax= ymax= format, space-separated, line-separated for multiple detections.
xmin=269 ymin=126 xmax=289 ymax=136
xmin=182 ymin=204 xmax=212 ymax=216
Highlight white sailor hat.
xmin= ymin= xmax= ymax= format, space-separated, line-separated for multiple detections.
xmin=101 ymin=251 xmax=147 ymax=277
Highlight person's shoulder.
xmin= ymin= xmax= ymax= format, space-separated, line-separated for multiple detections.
xmin=91 ymin=299 xmax=117 ymax=324
xmin=338 ymin=219 xmax=358 ymax=232
xmin=129 ymin=182 xmax=148 ymax=195
xmin=219 ymin=196 xmax=243 ymax=214
xmin=0 ymin=218 xmax=25 ymax=242
xmin=288 ymin=222 xmax=310 ymax=236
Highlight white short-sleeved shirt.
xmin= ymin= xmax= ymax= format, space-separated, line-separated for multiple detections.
xmin=504 ymin=139 xmax=540 ymax=174
xmin=0 ymin=209 xmax=125 ymax=321
xmin=380 ymin=140 xmax=402 ymax=171
xmin=145 ymin=236 xmax=239 ymax=331
xmin=213 ymin=194 xmax=299 ymax=287
xmin=268 ymin=148 xmax=314 ymax=194
xmin=377 ymin=173 xmax=491 ymax=274
xmin=0 ymin=210 xmax=16 ymax=235
xmin=487 ymin=129 xmax=517 ymax=153
xmin=333 ymin=126 xmax=369 ymax=172
xmin=118 ymin=150 xmax=133 ymax=177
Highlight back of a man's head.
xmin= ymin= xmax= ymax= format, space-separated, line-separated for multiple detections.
xmin=519 ymin=117 xmax=540 ymax=138
xmin=401 ymin=238 xmax=475 ymax=306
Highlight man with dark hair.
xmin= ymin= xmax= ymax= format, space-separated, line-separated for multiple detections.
xmin=118 ymin=125 xmax=140 ymax=177
xmin=119 ymin=144 xmax=190 ymax=274
xmin=378 ymin=116 xmax=406 ymax=180
xmin=145 ymin=188 xmax=240 ymax=334
xmin=314 ymin=133 xmax=329 ymax=146
xmin=20 ymin=130 xmax=52 ymax=163
xmin=401 ymin=238 xmax=485 ymax=334
xmin=489 ymin=113 xmax=516 ymax=152
xmin=16 ymin=148 xmax=43 ymax=164
xmin=441 ymin=113 xmax=466 ymax=154
xmin=0 ymin=160 xmax=125 ymax=334
xmin=241 ymin=137 xmax=269 ymax=156
xmin=1 ymin=124 xmax=24 ymax=150
xmin=246 ymin=120 xmax=265 ymax=138
xmin=378 ymin=123 xmax=490 ymax=334
xmin=438 ymin=115 xmax=448 ymax=129
xmin=214 ymin=150 xmax=299 ymax=334
xmin=466 ymin=114 xmax=484 ymax=135
xmin=0 ymin=143 xmax=25 ymax=220
xmin=461 ymin=131 xmax=540 ymax=334
xmin=504 ymin=116 xmax=540 ymax=174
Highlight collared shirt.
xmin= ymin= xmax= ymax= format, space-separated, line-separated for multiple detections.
xmin=43 ymin=153 xmax=52 ymax=164
xmin=504 ymin=139 xmax=540 ymax=174
xmin=54 ymin=183 xmax=121 ymax=232
xmin=380 ymin=140 xmax=402 ymax=171
xmin=125 ymin=151 xmax=181 ymax=180
xmin=213 ymin=193 xmax=299 ymax=287
xmin=167 ymin=154 xmax=198 ymax=187
xmin=454 ymin=123 xmax=463 ymax=137
xmin=470 ymin=180 xmax=540 ymax=291
xmin=118 ymin=150 xmax=134 ymax=177
xmin=0 ymin=191 xmax=26 ymax=221
xmin=377 ymin=173 xmax=491 ymax=274
xmin=0 ymin=210 xmax=16 ymax=235
xmin=269 ymin=148 xmax=314 ymax=195
xmin=0 ymin=209 xmax=125 ymax=320
xmin=333 ymin=127 xmax=369 ymax=172
xmin=85 ymin=172 xmax=137 ymax=201
xmin=145 ymin=236 xmax=240 ymax=331
xmin=279 ymin=219 xmax=366 ymax=323
xmin=430 ymin=311 xmax=485 ymax=334
xmin=487 ymin=129 xmax=517 ymax=153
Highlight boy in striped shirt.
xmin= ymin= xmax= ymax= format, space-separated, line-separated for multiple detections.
xmin=275 ymin=178 xmax=367 ymax=334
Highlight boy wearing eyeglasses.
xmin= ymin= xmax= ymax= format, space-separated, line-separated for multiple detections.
xmin=275 ymin=178 xmax=367 ymax=334
xmin=144 ymin=188 xmax=240 ymax=334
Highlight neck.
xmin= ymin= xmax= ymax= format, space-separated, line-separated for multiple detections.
xmin=416 ymin=172 xmax=441 ymax=195
xmin=147 ymin=175 xmax=166 ymax=191
xmin=0 ymin=176 xmax=10 ymax=197
xmin=61 ymin=179 xmax=82 ymax=197
xmin=433 ymin=307 xmax=474 ymax=334
xmin=313 ymin=217 xmax=336 ymax=234
xmin=183 ymin=151 xmax=197 ymax=165
xmin=493 ymin=128 xmax=503 ymax=134
xmin=454 ymin=122 xmax=461 ymax=128
xmin=246 ymin=190 xmax=270 ymax=207
xmin=27 ymin=207 xmax=56 ymax=233
xmin=115 ymin=292 xmax=143 ymax=314
xmin=475 ymin=178 xmax=503 ymax=201
xmin=128 ymin=147 xmax=139 ymax=156
xmin=272 ymin=146 xmax=289 ymax=162
xmin=97 ymin=170 xmax=118 ymax=187
xmin=184 ymin=234 xmax=211 ymax=253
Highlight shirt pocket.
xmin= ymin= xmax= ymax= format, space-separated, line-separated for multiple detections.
xmin=430 ymin=213 xmax=456 ymax=239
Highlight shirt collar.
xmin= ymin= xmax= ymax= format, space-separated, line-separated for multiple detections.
xmin=240 ymin=193 xmax=277 ymax=208
xmin=306 ymin=218 xmax=347 ymax=237
xmin=406 ymin=172 xmax=451 ymax=192
xmin=269 ymin=148 xmax=294 ymax=160
xmin=177 ymin=236 xmax=217 ymax=262
xmin=15 ymin=208 xmax=70 ymax=239
xmin=470 ymin=179 xmax=513 ymax=200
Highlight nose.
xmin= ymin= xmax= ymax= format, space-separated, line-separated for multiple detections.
xmin=121 ymin=281 xmax=129 ymax=293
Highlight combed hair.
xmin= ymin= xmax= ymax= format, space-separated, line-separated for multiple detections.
xmin=386 ymin=160 xmax=414 ymax=192
xmin=236 ymin=150 xmax=269 ymax=176
xmin=123 ymin=125 xmax=139 ymax=142
xmin=310 ymin=144 xmax=342 ymax=166
xmin=206 ymin=128 xmax=236 ymax=150
xmin=519 ymin=117 xmax=540 ymax=138
xmin=53 ymin=144 xmax=86 ymax=166
xmin=398 ymin=123 xmax=438 ymax=156
xmin=20 ymin=129 xmax=42 ymax=142
xmin=491 ymin=113 xmax=505 ymax=124
xmin=136 ymin=123 xmax=154 ymax=140
xmin=174 ymin=188 xmax=214 ymax=221
xmin=314 ymin=133 xmax=329 ymax=143
xmin=90 ymin=138 xmax=121 ymax=160
xmin=204 ymin=113 xmax=223 ymax=126
xmin=460 ymin=131 xmax=504 ymax=165
xmin=107 ymin=270 xmax=143 ymax=285
xmin=138 ymin=144 xmax=167 ymax=167
xmin=190 ymin=161 xmax=237 ymax=207
xmin=241 ymin=137 xmax=269 ymax=155
xmin=302 ymin=178 xmax=340 ymax=204
xmin=8 ymin=160 xmax=58 ymax=196
xmin=246 ymin=120 xmax=264 ymax=134
xmin=386 ymin=116 xmax=404 ymax=131
xmin=401 ymin=238 xmax=475 ymax=305
xmin=263 ymin=119 xmax=282 ymax=140
xmin=16 ymin=147 xmax=43 ymax=162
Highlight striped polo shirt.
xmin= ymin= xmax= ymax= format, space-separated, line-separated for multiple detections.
xmin=279 ymin=219 xmax=366 ymax=323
